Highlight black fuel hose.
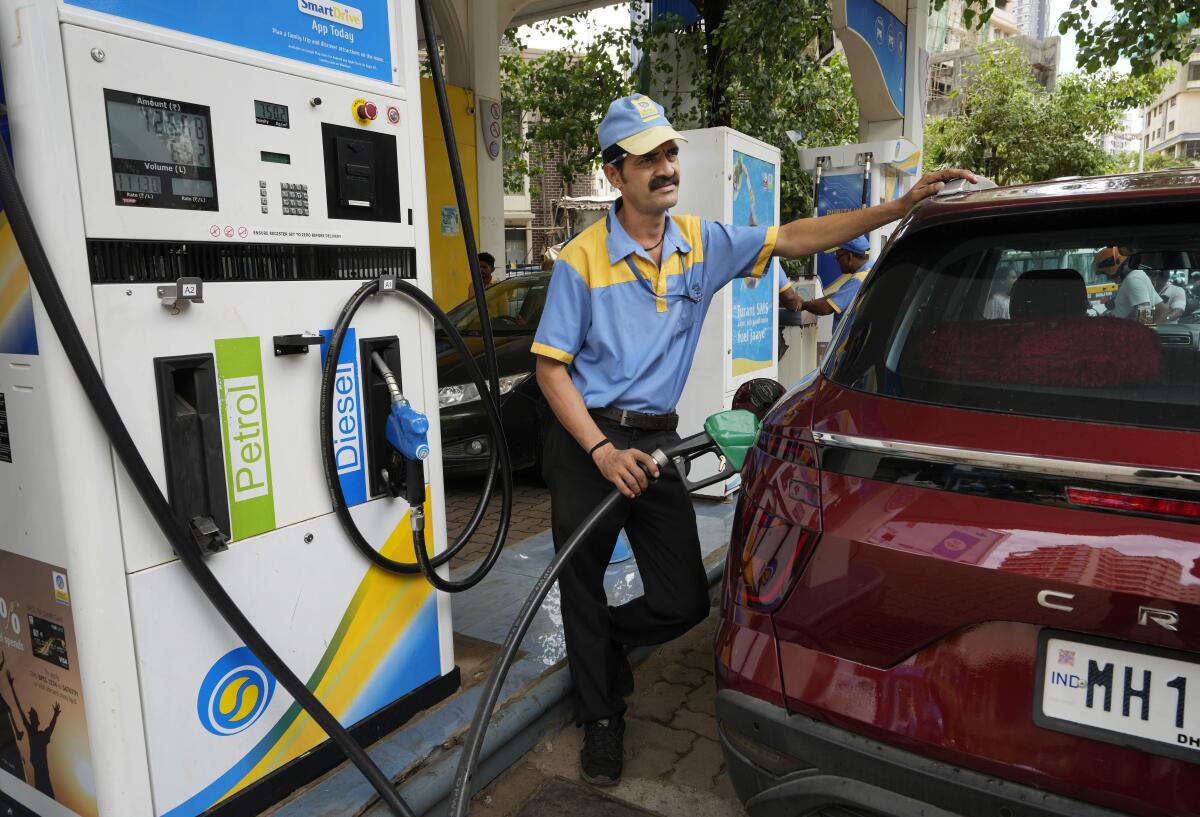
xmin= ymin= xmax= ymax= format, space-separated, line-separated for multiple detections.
xmin=448 ymin=487 xmax=625 ymax=815
xmin=0 ymin=126 xmax=418 ymax=817
xmin=319 ymin=276 xmax=512 ymax=592
xmin=447 ymin=429 xmax=724 ymax=815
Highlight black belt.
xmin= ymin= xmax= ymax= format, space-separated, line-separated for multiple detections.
xmin=590 ymin=407 xmax=678 ymax=431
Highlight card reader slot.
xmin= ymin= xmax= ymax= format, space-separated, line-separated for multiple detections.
xmin=154 ymin=354 xmax=231 ymax=543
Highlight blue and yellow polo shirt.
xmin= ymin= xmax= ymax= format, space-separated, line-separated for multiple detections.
xmin=824 ymin=260 xmax=873 ymax=328
xmin=532 ymin=199 xmax=780 ymax=414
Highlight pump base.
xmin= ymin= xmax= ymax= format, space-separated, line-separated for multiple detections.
xmin=202 ymin=668 xmax=461 ymax=817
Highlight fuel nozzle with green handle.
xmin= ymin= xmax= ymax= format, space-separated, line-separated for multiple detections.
xmin=646 ymin=377 xmax=784 ymax=492
xmin=648 ymin=409 xmax=763 ymax=492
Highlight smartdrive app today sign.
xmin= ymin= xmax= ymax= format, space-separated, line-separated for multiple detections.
xmin=64 ymin=0 xmax=396 ymax=83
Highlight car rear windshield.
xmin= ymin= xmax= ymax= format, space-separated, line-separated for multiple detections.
xmin=826 ymin=202 xmax=1200 ymax=431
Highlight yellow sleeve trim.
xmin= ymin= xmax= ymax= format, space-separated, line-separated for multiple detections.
xmin=778 ymin=281 xmax=792 ymax=293
xmin=749 ymin=226 xmax=779 ymax=279
xmin=828 ymin=299 xmax=844 ymax=315
xmin=531 ymin=342 xmax=575 ymax=365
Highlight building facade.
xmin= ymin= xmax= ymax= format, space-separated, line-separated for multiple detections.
xmin=927 ymin=34 xmax=1060 ymax=117
xmin=1012 ymin=0 xmax=1051 ymax=40
xmin=1142 ymin=32 xmax=1200 ymax=163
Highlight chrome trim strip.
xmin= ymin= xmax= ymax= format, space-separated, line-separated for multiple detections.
xmin=812 ymin=432 xmax=1200 ymax=495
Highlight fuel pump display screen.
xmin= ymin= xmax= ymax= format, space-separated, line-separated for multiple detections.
xmin=104 ymin=89 xmax=219 ymax=210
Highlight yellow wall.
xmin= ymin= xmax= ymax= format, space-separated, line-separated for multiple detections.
xmin=421 ymin=78 xmax=479 ymax=309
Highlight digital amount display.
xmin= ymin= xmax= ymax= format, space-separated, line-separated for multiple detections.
xmin=114 ymin=172 xmax=162 ymax=194
xmin=104 ymin=89 xmax=219 ymax=211
xmin=255 ymin=100 xmax=290 ymax=129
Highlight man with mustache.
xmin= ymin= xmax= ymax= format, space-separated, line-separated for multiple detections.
xmin=532 ymin=93 xmax=975 ymax=786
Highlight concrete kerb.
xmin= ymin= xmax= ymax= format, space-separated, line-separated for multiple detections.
xmin=368 ymin=561 xmax=727 ymax=817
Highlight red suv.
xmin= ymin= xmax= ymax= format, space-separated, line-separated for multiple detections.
xmin=715 ymin=170 xmax=1200 ymax=817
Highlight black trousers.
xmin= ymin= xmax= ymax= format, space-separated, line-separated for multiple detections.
xmin=541 ymin=414 xmax=710 ymax=723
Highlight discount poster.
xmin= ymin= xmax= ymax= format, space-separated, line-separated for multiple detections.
xmin=0 ymin=551 xmax=97 ymax=817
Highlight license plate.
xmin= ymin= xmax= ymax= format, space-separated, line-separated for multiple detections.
xmin=1036 ymin=630 xmax=1200 ymax=764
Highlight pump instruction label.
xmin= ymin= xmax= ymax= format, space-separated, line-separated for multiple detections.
xmin=215 ymin=337 xmax=276 ymax=541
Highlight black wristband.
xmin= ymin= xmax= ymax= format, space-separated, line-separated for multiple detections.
xmin=589 ymin=438 xmax=612 ymax=458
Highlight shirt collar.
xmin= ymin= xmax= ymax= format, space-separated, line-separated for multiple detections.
xmin=605 ymin=197 xmax=691 ymax=265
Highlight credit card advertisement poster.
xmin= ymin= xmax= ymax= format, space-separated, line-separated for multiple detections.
xmin=0 ymin=552 xmax=96 ymax=817
xmin=64 ymin=0 xmax=395 ymax=83
xmin=730 ymin=150 xmax=776 ymax=377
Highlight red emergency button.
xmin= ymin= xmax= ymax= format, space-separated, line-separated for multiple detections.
xmin=351 ymin=97 xmax=378 ymax=125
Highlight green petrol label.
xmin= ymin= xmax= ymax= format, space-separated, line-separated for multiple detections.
xmin=215 ymin=337 xmax=275 ymax=540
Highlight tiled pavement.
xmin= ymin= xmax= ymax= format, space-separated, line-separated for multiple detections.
xmin=469 ymin=599 xmax=745 ymax=817
xmin=444 ymin=473 xmax=552 ymax=569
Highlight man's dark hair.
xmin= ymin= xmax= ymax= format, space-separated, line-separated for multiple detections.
xmin=478 ymin=252 xmax=495 ymax=268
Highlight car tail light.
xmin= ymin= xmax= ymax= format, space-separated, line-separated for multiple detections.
xmin=729 ymin=434 xmax=823 ymax=611
xmin=1066 ymin=487 xmax=1200 ymax=520
xmin=730 ymin=512 xmax=819 ymax=611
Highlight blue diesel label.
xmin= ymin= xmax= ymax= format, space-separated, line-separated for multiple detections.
xmin=320 ymin=328 xmax=367 ymax=506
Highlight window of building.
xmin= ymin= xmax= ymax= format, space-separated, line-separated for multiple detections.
xmin=1146 ymin=135 xmax=1151 ymax=149
xmin=1185 ymin=141 xmax=1200 ymax=159
xmin=504 ymin=226 xmax=530 ymax=267
xmin=1171 ymin=96 xmax=1178 ymax=107
xmin=1170 ymin=120 xmax=1176 ymax=133
xmin=1190 ymin=62 xmax=1200 ymax=82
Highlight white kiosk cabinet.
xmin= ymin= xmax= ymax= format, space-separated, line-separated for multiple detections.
xmin=675 ymin=128 xmax=781 ymax=498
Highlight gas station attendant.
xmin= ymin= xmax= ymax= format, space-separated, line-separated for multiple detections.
xmin=532 ymin=93 xmax=975 ymax=786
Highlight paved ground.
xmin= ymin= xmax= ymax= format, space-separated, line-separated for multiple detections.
xmin=445 ymin=473 xmax=552 ymax=569
xmin=469 ymin=599 xmax=745 ymax=817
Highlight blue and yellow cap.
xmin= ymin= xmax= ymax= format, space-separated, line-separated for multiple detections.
xmin=598 ymin=94 xmax=687 ymax=163
xmin=838 ymin=235 xmax=870 ymax=255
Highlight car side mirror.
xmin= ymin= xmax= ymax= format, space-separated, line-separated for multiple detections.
xmin=731 ymin=378 xmax=786 ymax=420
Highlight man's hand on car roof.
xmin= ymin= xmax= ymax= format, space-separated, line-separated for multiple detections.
xmin=901 ymin=168 xmax=979 ymax=209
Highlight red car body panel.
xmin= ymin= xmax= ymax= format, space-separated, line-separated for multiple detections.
xmin=715 ymin=171 xmax=1200 ymax=817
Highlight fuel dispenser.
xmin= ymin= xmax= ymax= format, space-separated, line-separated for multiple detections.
xmin=795 ymin=137 xmax=920 ymax=360
xmin=0 ymin=2 xmax=464 ymax=816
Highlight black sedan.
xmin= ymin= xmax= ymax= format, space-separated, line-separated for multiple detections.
xmin=436 ymin=272 xmax=550 ymax=474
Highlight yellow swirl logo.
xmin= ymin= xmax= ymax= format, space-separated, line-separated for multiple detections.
xmin=197 ymin=647 xmax=276 ymax=736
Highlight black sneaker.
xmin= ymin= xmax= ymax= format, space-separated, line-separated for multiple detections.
xmin=580 ymin=716 xmax=625 ymax=786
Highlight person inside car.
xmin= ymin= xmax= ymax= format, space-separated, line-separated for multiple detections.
xmin=1094 ymin=246 xmax=1160 ymax=323
xmin=1150 ymin=268 xmax=1187 ymax=323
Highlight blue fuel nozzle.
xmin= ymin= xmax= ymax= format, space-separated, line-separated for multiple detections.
xmin=385 ymin=399 xmax=431 ymax=461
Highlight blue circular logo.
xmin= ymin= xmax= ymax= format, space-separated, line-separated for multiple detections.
xmin=196 ymin=647 xmax=276 ymax=736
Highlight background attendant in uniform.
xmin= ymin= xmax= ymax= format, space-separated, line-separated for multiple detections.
xmin=790 ymin=235 xmax=873 ymax=329
xmin=532 ymin=93 xmax=975 ymax=787
xmin=467 ymin=252 xmax=495 ymax=299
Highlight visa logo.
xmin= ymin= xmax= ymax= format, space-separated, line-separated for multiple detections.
xmin=224 ymin=375 xmax=270 ymax=502
xmin=298 ymin=0 xmax=364 ymax=30
xmin=332 ymin=361 xmax=364 ymax=477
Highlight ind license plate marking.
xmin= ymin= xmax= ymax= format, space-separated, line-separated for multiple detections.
xmin=1037 ymin=633 xmax=1200 ymax=762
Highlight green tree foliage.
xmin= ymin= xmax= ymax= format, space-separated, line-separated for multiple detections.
xmin=500 ymin=18 xmax=633 ymax=196
xmin=1058 ymin=2 xmax=1198 ymax=75
xmin=1145 ymin=151 xmax=1200 ymax=170
xmin=940 ymin=0 xmax=1198 ymax=76
xmin=924 ymin=43 xmax=1168 ymax=185
xmin=500 ymin=0 xmax=857 ymax=223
